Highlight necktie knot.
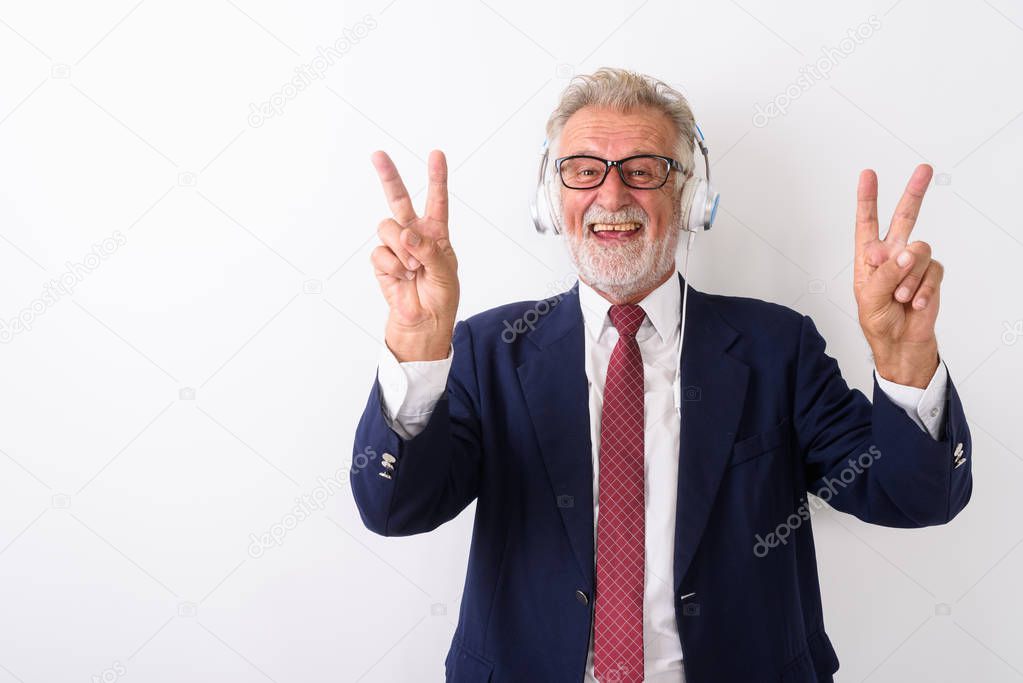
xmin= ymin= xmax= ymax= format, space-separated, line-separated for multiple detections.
xmin=609 ymin=304 xmax=645 ymax=339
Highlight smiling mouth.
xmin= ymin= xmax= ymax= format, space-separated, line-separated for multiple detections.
xmin=588 ymin=222 xmax=642 ymax=234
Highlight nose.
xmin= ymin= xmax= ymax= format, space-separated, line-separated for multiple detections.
xmin=594 ymin=164 xmax=634 ymax=212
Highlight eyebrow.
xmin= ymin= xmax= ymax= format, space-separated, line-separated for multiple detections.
xmin=572 ymin=148 xmax=662 ymax=157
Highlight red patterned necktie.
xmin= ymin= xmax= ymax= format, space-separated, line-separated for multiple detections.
xmin=593 ymin=303 xmax=647 ymax=683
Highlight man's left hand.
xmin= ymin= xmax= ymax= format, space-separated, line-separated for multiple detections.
xmin=854 ymin=163 xmax=942 ymax=389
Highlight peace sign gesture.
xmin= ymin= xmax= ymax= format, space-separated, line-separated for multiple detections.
xmin=854 ymin=163 xmax=942 ymax=388
xmin=370 ymin=149 xmax=459 ymax=362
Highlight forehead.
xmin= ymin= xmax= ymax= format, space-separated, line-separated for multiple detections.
xmin=559 ymin=105 xmax=676 ymax=156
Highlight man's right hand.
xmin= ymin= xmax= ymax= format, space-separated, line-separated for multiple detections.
xmin=370 ymin=149 xmax=459 ymax=362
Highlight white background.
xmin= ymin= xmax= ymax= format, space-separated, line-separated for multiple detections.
xmin=0 ymin=0 xmax=1021 ymax=681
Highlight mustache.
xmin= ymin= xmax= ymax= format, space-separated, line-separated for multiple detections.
xmin=582 ymin=205 xmax=649 ymax=227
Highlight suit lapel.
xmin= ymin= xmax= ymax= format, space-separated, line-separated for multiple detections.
xmin=673 ymin=273 xmax=749 ymax=593
xmin=516 ymin=282 xmax=596 ymax=588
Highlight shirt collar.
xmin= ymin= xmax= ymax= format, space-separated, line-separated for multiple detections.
xmin=576 ymin=270 xmax=681 ymax=344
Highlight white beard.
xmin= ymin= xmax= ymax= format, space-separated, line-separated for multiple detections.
xmin=562 ymin=200 xmax=682 ymax=301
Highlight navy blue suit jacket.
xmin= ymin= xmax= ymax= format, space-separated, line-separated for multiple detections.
xmin=350 ymin=273 xmax=972 ymax=683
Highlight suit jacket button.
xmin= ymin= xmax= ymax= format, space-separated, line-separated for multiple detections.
xmin=575 ymin=590 xmax=588 ymax=605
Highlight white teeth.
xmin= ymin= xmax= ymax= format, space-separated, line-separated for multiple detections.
xmin=591 ymin=222 xmax=641 ymax=233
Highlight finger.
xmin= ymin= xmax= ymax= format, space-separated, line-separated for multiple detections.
xmin=401 ymin=228 xmax=456 ymax=274
xmin=892 ymin=241 xmax=932 ymax=304
xmin=884 ymin=163 xmax=933 ymax=246
xmin=910 ymin=259 xmax=943 ymax=311
xmin=371 ymin=150 xmax=417 ymax=226
xmin=371 ymin=245 xmax=416 ymax=281
xmin=856 ymin=169 xmax=879 ymax=248
xmin=378 ymin=218 xmax=420 ymax=271
xmin=424 ymin=149 xmax=448 ymax=226
xmin=855 ymin=170 xmax=880 ymax=280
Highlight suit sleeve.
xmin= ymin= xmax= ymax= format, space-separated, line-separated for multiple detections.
xmin=350 ymin=319 xmax=484 ymax=536
xmin=794 ymin=314 xmax=972 ymax=528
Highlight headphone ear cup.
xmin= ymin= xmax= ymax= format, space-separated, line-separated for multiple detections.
xmin=531 ymin=180 xmax=556 ymax=235
xmin=679 ymin=176 xmax=703 ymax=231
xmin=530 ymin=145 xmax=560 ymax=235
xmin=679 ymin=176 xmax=718 ymax=231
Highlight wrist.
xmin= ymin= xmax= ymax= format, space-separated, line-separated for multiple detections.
xmin=872 ymin=339 xmax=939 ymax=388
xmin=385 ymin=321 xmax=453 ymax=362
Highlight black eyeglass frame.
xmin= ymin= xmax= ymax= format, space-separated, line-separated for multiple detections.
xmin=553 ymin=154 xmax=687 ymax=190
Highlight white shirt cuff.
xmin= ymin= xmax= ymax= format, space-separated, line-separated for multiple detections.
xmin=873 ymin=357 xmax=949 ymax=440
xmin=376 ymin=342 xmax=454 ymax=423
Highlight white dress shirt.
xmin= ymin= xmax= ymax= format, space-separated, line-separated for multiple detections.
xmin=375 ymin=273 xmax=949 ymax=682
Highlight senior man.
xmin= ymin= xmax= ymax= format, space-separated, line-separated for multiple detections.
xmin=351 ymin=67 xmax=971 ymax=682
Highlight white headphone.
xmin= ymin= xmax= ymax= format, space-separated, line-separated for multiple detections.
xmin=529 ymin=122 xmax=721 ymax=236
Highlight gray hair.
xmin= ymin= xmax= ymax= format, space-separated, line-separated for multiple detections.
xmin=544 ymin=67 xmax=697 ymax=193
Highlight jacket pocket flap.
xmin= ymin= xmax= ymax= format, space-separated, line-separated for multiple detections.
xmin=445 ymin=640 xmax=494 ymax=682
xmin=730 ymin=417 xmax=791 ymax=467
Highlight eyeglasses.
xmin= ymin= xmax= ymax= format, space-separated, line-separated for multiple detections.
xmin=554 ymin=154 xmax=686 ymax=190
